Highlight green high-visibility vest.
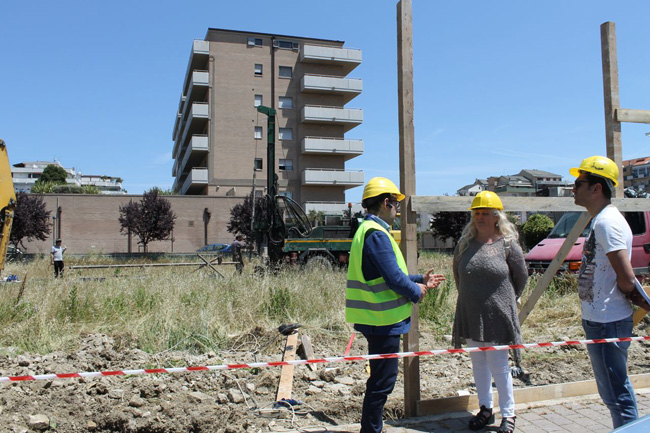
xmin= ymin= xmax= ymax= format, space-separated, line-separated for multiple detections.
xmin=345 ymin=219 xmax=413 ymax=326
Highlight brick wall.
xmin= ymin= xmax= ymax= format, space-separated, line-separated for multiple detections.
xmin=21 ymin=194 xmax=247 ymax=254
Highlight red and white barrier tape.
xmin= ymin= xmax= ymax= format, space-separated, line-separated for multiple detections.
xmin=2 ymin=336 xmax=649 ymax=383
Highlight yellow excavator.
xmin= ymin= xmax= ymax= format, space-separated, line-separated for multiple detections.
xmin=0 ymin=139 xmax=16 ymax=276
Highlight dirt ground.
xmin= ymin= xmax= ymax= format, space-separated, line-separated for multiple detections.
xmin=2 ymin=327 xmax=650 ymax=433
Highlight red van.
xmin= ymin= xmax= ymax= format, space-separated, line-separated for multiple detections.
xmin=525 ymin=211 xmax=650 ymax=276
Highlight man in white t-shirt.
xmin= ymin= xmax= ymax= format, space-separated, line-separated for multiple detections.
xmin=50 ymin=239 xmax=66 ymax=278
xmin=570 ymin=156 xmax=641 ymax=428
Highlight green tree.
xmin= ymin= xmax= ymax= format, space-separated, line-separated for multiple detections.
xmin=36 ymin=164 xmax=68 ymax=185
xmin=307 ymin=210 xmax=325 ymax=226
xmin=430 ymin=211 xmax=470 ymax=247
xmin=10 ymin=192 xmax=52 ymax=251
xmin=227 ymin=192 xmax=264 ymax=241
xmin=31 ymin=182 xmax=101 ymax=194
xmin=118 ymin=189 xmax=176 ymax=253
xmin=521 ymin=214 xmax=554 ymax=250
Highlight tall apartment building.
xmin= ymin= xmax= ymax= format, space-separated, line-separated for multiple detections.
xmin=172 ymin=29 xmax=364 ymax=213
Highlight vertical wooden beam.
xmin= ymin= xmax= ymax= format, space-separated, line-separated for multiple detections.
xmin=396 ymin=0 xmax=419 ymax=417
xmin=601 ymin=22 xmax=623 ymax=197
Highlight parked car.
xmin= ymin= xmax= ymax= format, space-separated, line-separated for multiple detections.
xmin=196 ymin=243 xmax=230 ymax=253
xmin=6 ymin=245 xmax=21 ymax=257
xmin=525 ymin=211 xmax=650 ymax=276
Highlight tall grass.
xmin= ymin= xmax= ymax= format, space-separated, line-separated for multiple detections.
xmin=0 ymin=252 xmax=585 ymax=355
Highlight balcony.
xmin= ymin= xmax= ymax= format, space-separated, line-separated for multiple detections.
xmin=301 ymin=44 xmax=361 ymax=74
xmin=174 ymin=135 xmax=209 ymax=176
xmin=179 ymin=167 xmax=208 ymax=195
xmin=173 ymin=70 xmax=210 ymax=141
xmin=302 ymin=137 xmax=363 ymax=160
xmin=301 ymin=74 xmax=362 ymax=103
xmin=303 ymin=201 xmax=352 ymax=214
xmin=302 ymin=168 xmax=363 ymax=188
xmin=173 ymin=102 xmax=209 ymax=158
xmin=302 ymin=105 xmax=363 ymax=132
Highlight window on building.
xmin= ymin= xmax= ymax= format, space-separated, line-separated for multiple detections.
xmin=278 ymin=97 xmax=293 ymax=109
xmin=278 ymin=128 xmax=293 ymax=140
xmin=254 ymin=94 xmax=263 ymax=107
xmin=279 ymin=159 xmax=293 ymax=171
xmin=254 ymin=64 xmax=263 ymax=76
xmin=273 ymin=40 xmax=298 ymax=49
xmin=254 ymin=126 xmax=263 ymax=139
xmin=248 ymin=37 xmax=263 ymax=46
xmin=279 ymin=191 xmax=293 ymax=199
xmin=254 ymin=158 xmax=263 ymax=171
xmin=278 ymin=66 xmax=292 ymax=78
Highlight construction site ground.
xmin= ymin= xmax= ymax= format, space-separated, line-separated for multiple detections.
xmin=2 ymin=328 xmax=650 ymax=432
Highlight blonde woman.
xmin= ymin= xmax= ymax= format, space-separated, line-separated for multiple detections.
xmin=452 ymin=191 xmax=528 ymax=433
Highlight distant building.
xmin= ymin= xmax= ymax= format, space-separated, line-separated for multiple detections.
xmin=518 ymin=169 xmax=573 ymax=197
xmin=458 ymin=169 xmax=571 ymax=198
xmin=457 ymin=179 xmax=488 ymax=196
xmin=11 ymin=161 xmax=125 ymax=194
xmin=622 ymin=156 xmax=650 ymax=192
xmin=171 ymin=28 xmax=364 ymax=214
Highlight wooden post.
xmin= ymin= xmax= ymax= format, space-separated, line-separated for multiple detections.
xmin=601 ymin=22 xmax=623 ymax=197
xmin=397 ymin=0 xmax=419 ymax=417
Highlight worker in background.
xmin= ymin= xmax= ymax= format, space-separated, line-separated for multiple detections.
xmin=231 ymin=234 xmax=246 ymax=274
xmin=50 ymin=238 xmax=66 ymax=278
xmin=571 ymin=155 xmax=648 ymax=428
xmin=345 ymin=177 xmax=446 ymax=433
xmin=452 ymin=191 xmax=527 ymax=433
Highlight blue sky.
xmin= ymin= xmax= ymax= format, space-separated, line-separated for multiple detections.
xmin=1 ymin=1 xmax=649 ymax=201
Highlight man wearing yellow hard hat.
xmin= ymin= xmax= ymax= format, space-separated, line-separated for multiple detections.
xmin=570 ymin=155 xmax=648 ymax=428
xmin=345 ymin=177 xmax=445 ymax=433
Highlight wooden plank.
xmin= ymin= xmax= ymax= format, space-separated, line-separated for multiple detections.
xmin=276 ymin=332 xmax=299 ymax=402
xmin=397 ymin=0 xmax=419 ymax=418
xmin=519 ymin=212 xmax=591 ymax=325
xmin=616 ymin=108 xmax=650 ymax=124
xmin=417 ymin=373 xmax=650 ymax=415
xmin=601 ymin=21 xmax=624 ymax=196
xmin=412 ymin=196 xmax=650 ymax=213
xmin=298 ymin=334 xmax=318 ymax=371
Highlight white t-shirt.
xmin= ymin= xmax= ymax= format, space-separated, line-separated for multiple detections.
xmin=577 ymin=205 xmax=633 ymax=323
xmin=51 ymin=245 xmax=66 ymax=261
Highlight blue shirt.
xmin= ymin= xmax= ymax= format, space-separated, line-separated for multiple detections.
xmin=354 ymin=214 xmax=423 ymax=336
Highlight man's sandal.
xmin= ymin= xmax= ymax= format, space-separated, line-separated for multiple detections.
xmin=468 ymin=405 xmax=494 ymax=430
xmin=498 ymin=416 xmax=516 ymax=433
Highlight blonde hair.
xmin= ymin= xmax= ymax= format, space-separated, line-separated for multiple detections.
xmin=456 ymin=210 xmax=519 ymax=257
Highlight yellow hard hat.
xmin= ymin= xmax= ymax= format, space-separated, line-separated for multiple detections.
xmin=469 ymin=191 xmax=503 ymax=210
xmin=362 ymin=177 xmax=405 ymax=201
xmin=569 ymin=155 xmax=619 ymax=187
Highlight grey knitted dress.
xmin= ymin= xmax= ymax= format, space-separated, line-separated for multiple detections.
xmin=452 ymin=238 xmax=528 ymax=348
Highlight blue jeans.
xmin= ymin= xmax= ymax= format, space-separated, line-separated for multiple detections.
xmin=582 ymin=316 xmax=638 ymax=428
xmin=360 ymin=334 xmax=401 ymax=433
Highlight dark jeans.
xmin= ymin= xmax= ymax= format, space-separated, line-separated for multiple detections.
xmin=360 ymin=334 xmax=401 ymax=433
xmin=583 ymin=316 xmax=638 ymax=428
xmin=53 ymin=261 xmax=64 ymax=278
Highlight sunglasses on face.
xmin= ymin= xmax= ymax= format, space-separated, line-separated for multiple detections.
xmin=387 ymin=198 xmax=400 ymax=211
xmin=573 ymin=180 xmax=590 ymax=189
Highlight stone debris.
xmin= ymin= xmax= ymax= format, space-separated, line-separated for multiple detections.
xmin=27 ymin=414 xmax=49 ymax=431
xmin=227 ymin=388 xmax=245 ymax=403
